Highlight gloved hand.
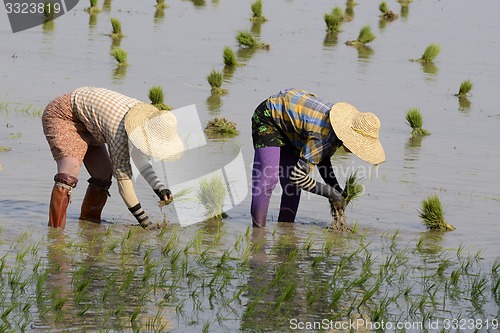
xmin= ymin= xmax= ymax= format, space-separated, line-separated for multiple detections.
xmin=154 ymin=188 xmax=172 ymax=201
xmin=326 ymin=186 xmax=345 ymax=212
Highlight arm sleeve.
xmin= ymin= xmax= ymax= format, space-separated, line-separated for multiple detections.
xmin=117 ymin=178 xmax=152 ymax=226
xmin=290 ymin=158 xmax=340 ymax=199
xmin=317 ymin=158 xmax=342 ymax=192
xmin=130 ymin=147 xmax=168 ymax=198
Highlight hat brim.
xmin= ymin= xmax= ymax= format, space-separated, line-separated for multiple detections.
xmin=125 ymin=103 xmax=184 ymax=161
xmin=330 ymin=102 xmax=385 ymax=165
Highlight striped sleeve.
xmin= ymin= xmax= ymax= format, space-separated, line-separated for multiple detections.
xmin=290 ymin=158 xmax=341 ymax=199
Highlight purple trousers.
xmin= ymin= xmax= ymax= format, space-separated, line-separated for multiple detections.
xmin=250 ymin=146 xmax=302 ymax=228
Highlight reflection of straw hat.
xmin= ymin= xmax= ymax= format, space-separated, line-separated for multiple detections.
xmin=125 ymin=103 xmax=184 ymax=161
xmin=330 ymin=102 xmax=385 ymax=165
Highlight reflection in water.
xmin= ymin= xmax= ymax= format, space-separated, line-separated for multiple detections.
xmin=102 ymin=0 xmax=112 ymax=11
xmin=206 ymin=91 xmax=223 ymax=115
xmin=400 ymin=4 xmax=409 ymax=19
xmin=421 ymin=61 xmax=438 ymax=76
xmin=250 ymin=22 xmax=262 ymax=36
xmin=111 ymin=36 xmax=122 ymax=49
xmin=113 ymin=65 xmax=127 ymax=82
xmin=223 ymin=65 xmax=237 ymax=81
xmin=42 ymin=20 xmax=55 ymax=32
xmin=458 ymin=96 xmax=471 ymax=112
xmin=357 ymin=45 xmax=374 ymax=61
xmin=236 ymin=47 xmax=257 ymax=62
xmin=191 ymin=0 xmax=206 ymax=6
xmin=155 ymin=8 xmax=165 ymax=22
xmin=89 ymin=13 xmax=98 ymax=29
xmin=405 ymin=135 xmax=424 ymax=150
xmin=323 ymin=32 xmax=339 ymax=47
xmin=416 ymin=230 xmax=445 ymax=255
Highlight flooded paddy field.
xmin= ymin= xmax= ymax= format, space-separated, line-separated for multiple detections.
xmin=1 ymin=0 xmax=499 ymax=331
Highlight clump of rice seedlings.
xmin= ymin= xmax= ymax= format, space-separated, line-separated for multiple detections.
xmin=405 ymin=108 xmax=430 ymax=136
xmin=85 ymin=0 xmax=102 ymax=13
xmin=324 ymin=11 xmax=342 ymax=34
xmin=204 ymin=117 xmax=239 ymax=138
xmin=419 ymin=195 xmax=455 ymax=231
xmin=379 ymin=1 xmax=398 ymax=20
xmin=330 ymin=172 xmax=363 ymax=232
xmin=413 ymin=43 xmax=440 ymax=63
xmin=236 ymin=30 xmax=270 ymax=50
xmin=111 ymin=47 xmax=127 ymax=66
xmin=332 ymin=6 xmax=351 ymax=22
xmin=155 ymin=0 xmax=168 ymax=9
xmin=196 ymin=175 xmax=227 ymax=219
xmin=250 ymin=0 xmax=266 ymax=22
xmin=345 ymin=24 xmax=376 ymax=46
xmin=455 ymin=80 xmax=473 ymax=97
xmin=110 ymin=17 xmax=124 ymax=39
xmin=43 ymin=2 xmax=56 ymax=20
xmin=206 ymin=68 xmax=228 ymax=94
xmin=342 ymin=172 xmax=364 ymax=207
xmin=148 ymin=86 xmax=173 ymax=111
xmin=223 ymin=46 xmax=242 ymax=67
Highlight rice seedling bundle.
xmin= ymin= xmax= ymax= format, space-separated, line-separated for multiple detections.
xmin=250 ymin=0 xmax=266 ymax=22
xmin=148 ymin=86 xmax=173 ymax=111
xmin=111 ymin=48 xmax=127 ymax=65
xmin=223 ymin=46 xmax=239 ymax=67
xmin=110 ymin=17 xmax=123 ymax=38
xmin=236 ymin=30 xmax=270 ymax=49
xmin=456 ymin=80 xmax=473 ymax=97
xmin=204 ymin=117 xmax=239 ymax=138
xmin=330 ymin=172 xmax=363 ymax=232
xmin=419 ymin=195 xmax=455 ymax=231
xmin=196 ymin=175 xmax=227 ymax=219
xmin=346 ymin=25 xmax=376 ymax=46
xmin=405 ymin=108 xmax=430 ymax=136
xmin=419 ymin=43 xmax=440 ymax=62
xmin=206 ymin=69 xmax=227 ymax=94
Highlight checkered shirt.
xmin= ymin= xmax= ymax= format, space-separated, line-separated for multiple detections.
xmin=71 ymin=87 xmax=141 ymax=179
xmin=266 ymin=88 xmax=340 ymax=164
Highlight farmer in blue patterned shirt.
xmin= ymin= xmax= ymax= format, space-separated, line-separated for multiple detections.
xmin=42 ymin=87 xmax=184 ymax=230
xmin=250 ymin=88 xmax=385 ymax=228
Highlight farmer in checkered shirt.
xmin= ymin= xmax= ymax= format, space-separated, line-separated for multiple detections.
xmin=42 ymin=87 xmax=184 ymax=230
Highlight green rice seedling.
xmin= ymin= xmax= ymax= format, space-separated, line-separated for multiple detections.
xmin=155 ymin=0 xmax=168 ymax=9
xmin=196 ymin=175 xmax=227 ymax=219
xmin=405 ymin=108 xmax=430 ymax=136
xmin=342 ymin=171 xmax=364 ymax=207
xmin=419 ymin=195 xmax=455 ymax=231
xmin=148 ymin=86 xmax=173 ymax=111
xmin=0 ymin=146 xmax=11 ymax=152
xmin=223 ymin=46 xmax=241 ymax=67
xmin=110 ymin=17 xmax=124 ymax=39
xmin=43 ymin=2 xmax=56 ymax=20
xmin=206 ymin=68 xmax=228 ymax=94
xmin=324 ymin=12 xmax=342 ymax=34
xmin=379 ymin=1 xmax=398 ymax=20
xmin=455 ymin=79 xmax=473 ymax=97
xmin=345 ymin=24 xmax=376 ymax=46
xmin=85 ymin=0 xmax=102 ymax=13
xmin=111 ymin=47 xmax=127 ymax=66
xmin=236 ymin=30 xmax=270 ymax=49
xmin=416 ymin=43 xmax=440 ymax=63
xmin=204 ymin=117 xmax=239 ymax=138
xmin=330 ymin=171 xmax=362 ymax=231
xmin=250 ymin=0 xmax=266 ymax=22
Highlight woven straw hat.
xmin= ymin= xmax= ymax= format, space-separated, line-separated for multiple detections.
xmin=330 ymin=102 xmax=385 ymax=165
xmin=125 ymin=103 xmax=184 ymax=161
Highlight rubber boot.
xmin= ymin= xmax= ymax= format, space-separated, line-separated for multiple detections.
xmin=49 ymin=173 xmax=78 ymax=229
xmin=79 ymin=178 xmax=112 ymax=223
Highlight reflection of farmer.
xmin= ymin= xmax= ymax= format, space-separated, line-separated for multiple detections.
xmin=250 ymin=88 xmax=385 ymax=228
xmin=42 ymin=87 xmax=184 ymax=230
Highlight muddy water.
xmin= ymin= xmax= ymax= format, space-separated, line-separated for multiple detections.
xmin=1 ymin=0 xmax=500 ymax=331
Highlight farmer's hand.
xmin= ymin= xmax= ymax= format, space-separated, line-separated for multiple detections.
xmin=326 ymin=187 xmax=345 ymax=211
xmin=155 ymin=188 xmax=172 ymax=201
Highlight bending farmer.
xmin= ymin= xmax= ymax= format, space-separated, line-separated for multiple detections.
xmin=250 ymin=88 xmax=385 ymax=228
xmin=42 ymin=87 xmax=184 ymax=230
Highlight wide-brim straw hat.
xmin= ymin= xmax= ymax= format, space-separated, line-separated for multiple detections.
xmin=125 ymin=103 xmax=184 ymax=161
xmin=330 ymin=102 xmax=385 ymax=165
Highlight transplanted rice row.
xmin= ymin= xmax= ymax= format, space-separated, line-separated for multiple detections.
xmin=0 ymin=226 xmax=498 ymax=331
